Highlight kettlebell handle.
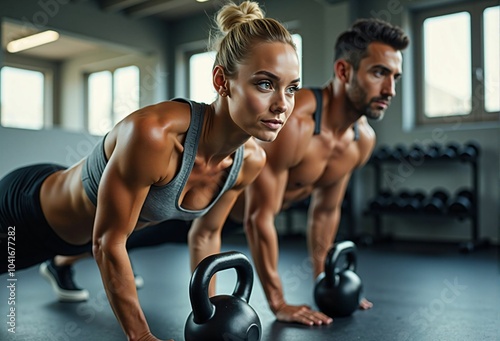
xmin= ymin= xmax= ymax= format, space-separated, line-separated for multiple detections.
xmin=324 ymin=241 xmax=357 ymax=287
xmin=189 ymin=251 xmax=254 ymax=324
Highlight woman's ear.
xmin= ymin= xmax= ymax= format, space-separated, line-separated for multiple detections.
xmin=335 ymin=59 xmax=352 ymax=83
xmin=213 ymin=65 xmax=229 ymax=97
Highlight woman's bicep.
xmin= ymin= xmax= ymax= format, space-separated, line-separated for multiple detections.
xmin=92 ymin=137 xmax=163 ymax=249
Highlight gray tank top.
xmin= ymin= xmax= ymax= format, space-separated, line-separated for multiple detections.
xmin=81 ymin=98 xmax=244 ymax=223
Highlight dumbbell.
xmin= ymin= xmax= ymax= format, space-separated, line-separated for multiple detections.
xmin=441 ymin=142 xmax=461 ymax=159
xmin=459 ymin=141 xmax=480 ymax=162
xmin=422 ymin=189 xmax=450 ymax=214
xmin=389 ymin=144 xmax=409 ymax=161
xmin=448 ymin=189 xmax=474 ymax=215
xmin=425 ymin=143 xmax=442 ymax=159
xmin=387 ymin=190 xmax=412 ymax=212
xmin=371 ymin=145 xmax=391 ymax=162
xmin=369 ymin=191 xmax=393 ymax=211
xmin=401 ymin=190 xmax=426 ymax=213
xmin=408 ymin=143 xmax=426 ymax=161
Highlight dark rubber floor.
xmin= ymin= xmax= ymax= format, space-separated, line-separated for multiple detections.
xmin=1 ymin=234 xmax=499 ymax=341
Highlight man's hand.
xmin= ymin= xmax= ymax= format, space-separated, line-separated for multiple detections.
xmin=274 ymin=303 xmax=333 ymax=326
xmin=136 ymin=331 xmax=174 ymax=341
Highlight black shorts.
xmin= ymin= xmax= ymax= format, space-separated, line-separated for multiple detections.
xmin=0 ymin=164 xmax=92 ymax=273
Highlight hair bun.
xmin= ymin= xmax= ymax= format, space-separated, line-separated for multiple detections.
xmin=216 ymin=1 xmax=265 ymax=34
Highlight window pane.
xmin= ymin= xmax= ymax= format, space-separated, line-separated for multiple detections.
xmin=189 ymin=51 xmax=217 ymax=103
xmin=292 ymin=34 xmax=303 ymax=82
xmin=114 ymin=65 xmax=140 ymax=124
xmin=484 ymin=6 xmax=499 ymax=113
xmin=88 ymin=70 xmax=112 ymax=135
xmin=423 ymin=12 xmax=471 ymax=117
xmin=1 ymin=66 xmax=44 ymax=129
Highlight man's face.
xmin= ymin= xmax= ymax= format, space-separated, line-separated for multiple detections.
xmin=346 ymin=42 xmax=403 ymax=120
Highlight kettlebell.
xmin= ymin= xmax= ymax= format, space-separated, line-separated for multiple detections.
xmin=184 ymin=251 xmax=261 ymax=341
xmin=314 ymin=240 xmax=362 ymax=317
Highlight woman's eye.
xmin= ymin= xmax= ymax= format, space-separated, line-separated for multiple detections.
xmin=287 ymin=86 xmax=300 ymax=95
xmin=258 ymin=81 xmax=272 ymax=90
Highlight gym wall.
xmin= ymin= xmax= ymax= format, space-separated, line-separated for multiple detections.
xmin=0 ymin=0 xmax=498 ymax=244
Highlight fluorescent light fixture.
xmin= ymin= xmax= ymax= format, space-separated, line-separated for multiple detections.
xmin=196 ymin=0 xmax=210 ymax=2
xmin=6 ymin=30 xmax=60 ymax=53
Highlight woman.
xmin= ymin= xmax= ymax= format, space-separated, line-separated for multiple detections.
xmin=0 ymin=1 xmax=300 ymax=340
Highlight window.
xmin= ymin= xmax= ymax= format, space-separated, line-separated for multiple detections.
xmin=87 ymin=65 xmax=139 ymax=135
xmin=189 ymin=51 xmax=217 ymax=104
xmin=1 ymin=66 xmax=45 ymax=129
xmin=484 ymin=6 xmax=500 ymax=113
xmin=413 ymin=1 xmax=499 ymax=124
xmin=188 ymin=34 xmax=303 ymax=103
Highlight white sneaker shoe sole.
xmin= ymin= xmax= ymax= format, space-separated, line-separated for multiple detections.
xmin=39 ymin=262 xmax=90 ymax=302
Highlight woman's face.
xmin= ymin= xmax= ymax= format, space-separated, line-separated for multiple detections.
xmin=226 ymin=41 xmax=301 ymax=142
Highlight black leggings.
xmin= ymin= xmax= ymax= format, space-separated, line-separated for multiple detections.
xmin=0 ymin=164 xmax=91 ymax=273
xmin=0 ymin=164 xmax=244 ymax=273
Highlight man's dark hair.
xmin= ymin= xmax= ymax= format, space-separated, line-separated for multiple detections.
xmin=334 ymin=18 xmax=410 ymax=70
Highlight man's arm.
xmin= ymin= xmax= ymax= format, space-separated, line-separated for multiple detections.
xmin=307 ymin=116 xmax=376 ymax=271
xmin=188 ymin=187 xmax=242 ymax=296
xmin=244 ymin=161 xmax=287 ymax=312
xmin=189 ymin=139 xmax=267 ymax=297
xmin=308 ymin=175 xmax=351 ymax=278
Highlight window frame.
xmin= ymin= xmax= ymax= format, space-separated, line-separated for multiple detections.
xmin=412 ymin=0 xmax=499 ymax=125
xmin=0 ymin=62 xmax=55 ymax=129
xmin=84 ymin=64 xmax=140 ymax=135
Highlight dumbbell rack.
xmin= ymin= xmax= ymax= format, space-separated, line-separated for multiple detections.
xmin=364 ymin=142 xmax=486 ymax=252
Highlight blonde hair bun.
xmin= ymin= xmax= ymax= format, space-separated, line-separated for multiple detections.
xmin=216 ymin=1 xmax=265 ymax=34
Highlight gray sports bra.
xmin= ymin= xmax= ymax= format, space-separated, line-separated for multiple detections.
xmin=81 ymin=98 xmax=244 ymax=223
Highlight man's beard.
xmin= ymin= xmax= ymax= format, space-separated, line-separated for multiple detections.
xmin=364 ymin=97 xmax=390 ymax=121
xmin=349 ymin=77 xmax=389 ymax=121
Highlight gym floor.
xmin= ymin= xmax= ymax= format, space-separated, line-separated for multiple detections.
xmin=1 ymin=234 xmax=498 ymax=341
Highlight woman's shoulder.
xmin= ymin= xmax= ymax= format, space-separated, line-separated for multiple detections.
xmin=106 ymin=100 xmax=194 ymax=156
xmin=236 ymin=138 xmax=267 ymax=188
xmin=125 ymin=100 xmax=193 ymax=136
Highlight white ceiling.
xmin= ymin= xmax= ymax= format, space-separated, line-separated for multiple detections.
xmin=2 ymin=0 xmax=223 ymax=61
xmin=99 ymin=0 xmax=224 ymax=20
xmin=2 ymin=21 xmax=102 ymax=61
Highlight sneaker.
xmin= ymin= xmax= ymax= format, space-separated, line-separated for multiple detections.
xmin=39 ymin=259 xmax=90 ymax=302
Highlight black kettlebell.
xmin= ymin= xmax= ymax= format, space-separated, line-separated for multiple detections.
xmin=184 ymin=251 xmax=261 ymax=341
xmin=314 ymin=241 xmax=362 ymax=317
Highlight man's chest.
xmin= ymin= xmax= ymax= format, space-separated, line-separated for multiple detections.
xmin=287 ymin=136 xmax=359 ymax=189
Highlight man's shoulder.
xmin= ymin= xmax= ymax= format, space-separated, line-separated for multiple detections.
xmin=294 ymin=87 xmax=321 ymax=114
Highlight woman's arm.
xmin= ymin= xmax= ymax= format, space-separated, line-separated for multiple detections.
xmin=92 ymin=115 xmax=178 ymax=341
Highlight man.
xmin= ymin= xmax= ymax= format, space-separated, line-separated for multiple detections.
xmin=240 ymin=18 xmax=409 ymax=325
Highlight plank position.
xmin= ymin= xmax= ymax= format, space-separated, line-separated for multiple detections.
xmin=0 ymin=2 xmax=300 ymax=340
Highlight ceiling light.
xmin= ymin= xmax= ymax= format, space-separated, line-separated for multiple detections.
xmin=6 ymin=30 xmax=60 ymax=53
xmin=196 ymin=0 xmax=210 ymax=3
